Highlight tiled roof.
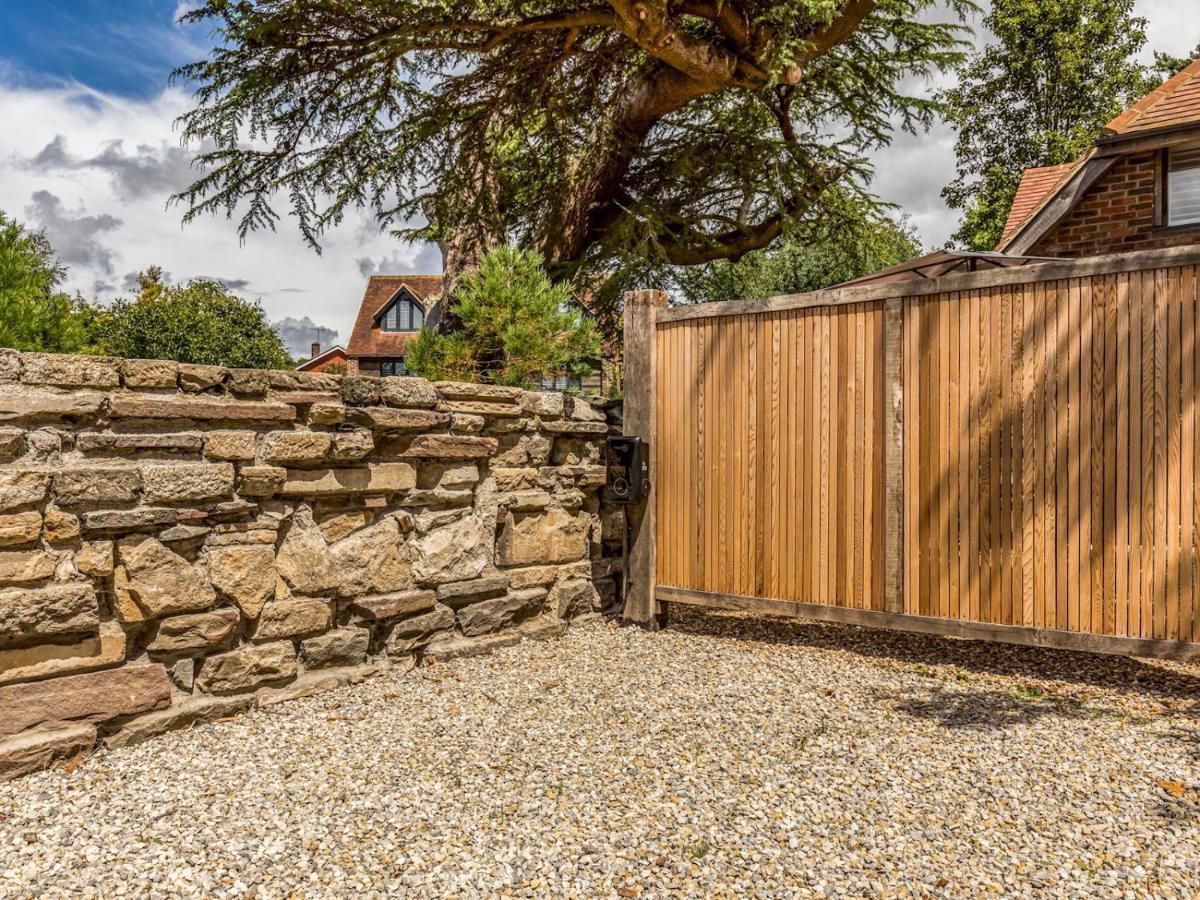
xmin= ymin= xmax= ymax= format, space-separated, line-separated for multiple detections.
xmin=999 ymin=162 xmax=1080 ymax=245
xmin=1104 ymin=57 xmax=1200 ymax=136
xmin=346 ymin=275 xmax=442 ymax=359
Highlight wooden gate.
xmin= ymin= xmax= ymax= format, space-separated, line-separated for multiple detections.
xmin=622 ymin=247 xmax=1200 ymax=660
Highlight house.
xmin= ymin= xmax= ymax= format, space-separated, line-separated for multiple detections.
xmin=295 ymin=342 xmax=348 ymax=374
xmin=345 ymin=275 xmax=443 ymax=376
xmin=999 ymin=57 xmax=1200 ymax=257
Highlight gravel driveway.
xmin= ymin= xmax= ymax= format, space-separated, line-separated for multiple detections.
xmin=1 ymin=607 xmax=1198 ymax=898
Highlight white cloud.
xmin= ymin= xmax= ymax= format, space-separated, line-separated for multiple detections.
xmin=0 ymin=81 xmax=435 ymax=345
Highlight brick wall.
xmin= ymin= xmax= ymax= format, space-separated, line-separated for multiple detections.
xmin=1031 ymin=151 xmax=1200 ymax=257
xmin=0 ymin=351 xmax=623 ymax=778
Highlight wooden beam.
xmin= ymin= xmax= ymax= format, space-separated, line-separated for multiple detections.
xmin=1004 ymin=156 xmax=1117 ymax=255
xmin=656 ymin=245 xmax=1200 ymax=324
xmin=883 ymin=298 xmax=904 ymax=613
xmin=622 ymin=289 xmax=668 ymax=627
xmin=658 ymin=586 xmax=1200 ymax=662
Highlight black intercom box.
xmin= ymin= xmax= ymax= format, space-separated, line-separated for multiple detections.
xmin=605 ymin=436 xmax=649 ymax=505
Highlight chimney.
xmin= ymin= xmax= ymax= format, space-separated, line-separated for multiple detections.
xmin=310 ymin=341 xmax=321 ymax=359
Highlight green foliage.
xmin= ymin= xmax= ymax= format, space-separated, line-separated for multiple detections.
xmin=0 ymin=211 xmax=95 ymax=353
xmin=940 ymin=0 xmax=1153 ymax=250
xmin=405 ymin=246 xmax=600 ymax=387
xmin=174 ymin=0 xmax=973 ymax=291
xmin=672 ymin=198 xmax=921 ymax=302
xmin=93 ymin=271 xmax=294 ymax=369
xmin=1151 ymin=42 xmax=1200 ymax=81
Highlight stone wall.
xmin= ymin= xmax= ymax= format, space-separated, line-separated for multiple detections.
xmin=0 ymin=350 xmax=623 ymax=779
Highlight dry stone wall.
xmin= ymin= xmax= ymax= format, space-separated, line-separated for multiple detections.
xmin=0 ymin=350 xmax=623 ymax=779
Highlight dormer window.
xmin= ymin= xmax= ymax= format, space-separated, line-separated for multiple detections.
xmin=1167 ymin=142 xmax=1200 ymax=227
xmin=377 ymin=290 xmax=425 ymax=332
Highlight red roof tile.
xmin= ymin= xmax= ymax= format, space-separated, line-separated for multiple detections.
xmin=999 ymin=162 xmax=1080 ymax=245
xmin=1104 ymin=57 xmax=1200 ymax=136
xmin=346 ymin=275 xmax=442 ymax=359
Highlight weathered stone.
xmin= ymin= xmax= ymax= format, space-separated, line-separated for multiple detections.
xmin=0 ymin=470 xmax=50 ymax=511
xmin=555 ymin=488 xmax=586 ymax=509
xmin=80 ymin=507 xmax=178 ymax=534
xmin=291 ymin=371 xmax=341 ymax=391
xmin=121 ymin=358 xmax=179 ymax=388
xmin=278 ymin=462 xmax=416 ymax=496
xmin=401 ymin=434 xmax=499 ymax=459
xmin=140 ymin=462 xmax=235 ymax=503
xmin=500 ymin=490 xmax=552 ymax=511
xmin=330 ymin=429 xmax=374 ymax=461
xmin=0 ymin=622 xmax=125 ymax=686
xmin=385 ymin=604 xmax=455 ymax=655
xmin=552 ymin=437 xmax=602 ymax=466
xmin=423 ymin=632 xmax=521 ymax=662
xmin=436 ymin=576 xmax=510 ymax=608
xmin=238 ymin=465 xmax=287 ymax=496
xmin=435 ymin=381 xmax=523 ymax=402
xmin=497 ymin=507 xmax=590 ymax=566
xmin=178 ymin=363 xmax=228 ymax=392
xmin=169 ymin=657 xmax=195 ymax=691
xmin=411 ymin=514 xmax=489 ymax=585
xmin=158 ymin=524 xmax=212 ymax=543
xmin=76 ymin=432 xmax=204 ymax=455
xmin=0 ymin=664 xmax=171 ymax=736
xmin=205 ymin=528 xmax=276 ymax=546
xmin=0 ymin=724 xmax=96 ymax=780
xmin=0 ymin=349 xmax=20 ymax=382
xmin=601 ymin=507 xmax=624 ymax=541
xmin=274 ymin=390 xmax=339 ymax=407
xmin=262 ymin=430 xmax=333 ymax=464
xmin=53 ymin=466 xmax=141 ymax=506
xmin=275 ymin=513 xmax=340 ymax=595
xmin=457 ymin=588 xmax=545 ymax=637
xmin=299 ymin=627 xmax=370 ymax=668
xmin=340 ymin=376 xmax=382 ymax=406
xmin=317 ymin=509 xmax=372 ymax=542
xmin=539 ymin=419 xmax=609 ymax=434
xmin=0 ymin=550 xmax=59 ymax=583
xmin=333 ymin=516 xmax=412 ymax=596
xmin=540 ymin=464 xmax=606 ymax=486
xmin=25 ymin=429 xmax=62 ymax=460
xmin=0 ymin=511 xmax=42 ymax=547
xmin=145 ymin=607 xmax=241 ymax=653
xmin=492 ymin=468 xmax=539 ymax=491
xmin=347 ymin=407 xmax=451 ymax=431
xmin=0 ymin=426 xmax=26 ymax=461
xmin=568 ymin=397 xmax=606 ymax=422
xmin=439 ymin=464 xmax=480 ymax=488
xmin=450 ymin=413 xmax=486 ymax=433
xmin=254 ymin=665 xmax=380 ymax=707
xmin=0 ymin=388 xmax=104 ymax=424
xmin=521 ymin=391 xmax=565 ymax=418
xmin=102 ymin=695 xmax=253 ymax=750
xmin=252 ymin=597 xmax=333 ymax=641
xmin=226 ymin=368 xmax=270 ymax=396
xmin=207 ymin=543 xmax=275 ymax=618
xmin=110 ymin=395 xmax=296 ymax=423
xmin=494 ymin=433 xmax=552 ymax=467
xmin=439 ymin=400 xmax=523 ymax=418
xmin=203 ymin=430 xmax=258 ymax=461
xmin=398 ymin=487 xmax=474 ymax=508
xmin=307 ymin=401 xmax=347 ymax=426
xmin=116 ymin=535 xmax=216 ymax=619
xmin=195 ymin=640 xmax=297 ymax=694
xmin=519 ymin=616 xmax=569 ymax=641
xmin=501 ymin=565 xmax=561 ymax=589
xmin=20 ymin=353 xmax=120 ymax=388
xmin=380 ymin=376 xmax=439 ymax=408
xmin=550 ymin=578 xmax=600 ymax=619
xmin=205 ymin=499 xmax=258 ymax=520
xmin=350 ymin=589 xmax=436 ymax=622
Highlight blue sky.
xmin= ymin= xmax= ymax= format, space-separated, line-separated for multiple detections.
xmin=0 ymin=1 xmax=210 ymax=98
xmin=0 ymin=2 xmax=1197 ymax=350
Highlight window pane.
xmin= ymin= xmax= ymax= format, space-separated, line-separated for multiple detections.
xmin=1169 ymin=144 xmax=1200 ymax=226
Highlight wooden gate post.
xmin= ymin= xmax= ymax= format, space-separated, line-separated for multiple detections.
xmin=883 ymin=297 xmax=905 ymax=614
xmin=622 ymin=289 xmax=667 ymax=627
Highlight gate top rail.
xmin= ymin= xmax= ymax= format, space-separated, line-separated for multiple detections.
xmin=657 ymin=244 xmax=1200 ymax=324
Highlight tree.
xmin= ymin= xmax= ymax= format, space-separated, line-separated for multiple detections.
xmin=1152 ymin=42 xmax=1200 ymax=80
xmin=672 ymin=195 xmax=920 ymax=302
xmin=405 ymin=246 xmax=600 ymax=387
xmin=175 ymin=0 xmax=970 ymax=305
xmin=93 ymin=271 xmax=294 ymax=369
xmin=940 ymin=0 xmax=1153 ymax=250
xmin=0 ymin=211 xmax=95 ymax=353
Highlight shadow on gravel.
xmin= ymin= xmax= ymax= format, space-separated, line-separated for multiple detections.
xmin=668 ymin=606 xmax=1200 ymax=721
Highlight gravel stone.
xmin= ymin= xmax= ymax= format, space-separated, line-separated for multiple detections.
xmin=0 ymin=608 xmax=1197 ymax=897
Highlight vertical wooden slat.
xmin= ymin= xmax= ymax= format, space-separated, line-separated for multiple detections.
xmin=904 ymin=299 xmax=920 ymax=614
xmin=1116 ymin=273 xmax=1131 ymax=636
xmin=1154 ymin=269 xmax=1169 ymax=640
xmin=1021 ymin=283 xmax=1038 ymax=626
xmin=1179 ymin=266 xmax=1195 ymax=644
xmin=1103 ymin=274 xmax=1118 ymax=636
xmin=1167 ymin=267 xmax=1182 ymax=641
xmin=884 ymin=298 xmax=905 ymax=614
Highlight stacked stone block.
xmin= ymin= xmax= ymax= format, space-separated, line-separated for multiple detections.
xmin=0 ymin=351 xmax=620 ymax=778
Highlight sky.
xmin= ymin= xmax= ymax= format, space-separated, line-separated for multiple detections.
xmin=0 ymin=2 xmax=1198 ymax=352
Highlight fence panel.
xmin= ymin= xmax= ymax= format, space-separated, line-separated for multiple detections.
xmin=650 ymin=249 xmax=1200 ymax=657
